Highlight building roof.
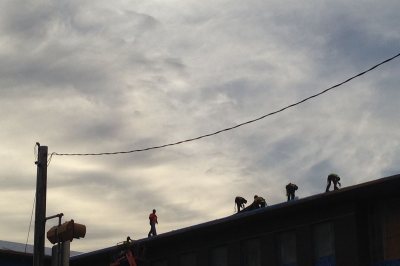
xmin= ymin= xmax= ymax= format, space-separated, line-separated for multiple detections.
xmin=71 ymin=173 xmax=400 ymax=260
xmin=0 ymin=240 xmax=81 ymax=257
xmin=0 ymin=240 xmax=52 ymax=256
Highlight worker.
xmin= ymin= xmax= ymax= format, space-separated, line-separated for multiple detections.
xmin=148 ymin=209 xmax=158 ymax=237
xmin=325 ymin=173 xmax=341 ymax=192
xmin=253 ymin=195 xmax=267 ymax=208
xmin=286 ymin=183 xmax=298 ymax=201
xmin=235 ymin=196 xmax=247 ymax=213
xmin=241 ymin=195 xmax=267 ymax=212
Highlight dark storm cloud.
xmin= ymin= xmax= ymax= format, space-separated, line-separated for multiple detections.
xmin=322 ymin=17 xmax=400 ymax=68
xmin=0 ymin=1 xmax=54 ymax=39
xmin=0 ymin=1 xmax=163 ymax=97
xmin=0 ymin=52 xmax=110 ymax=93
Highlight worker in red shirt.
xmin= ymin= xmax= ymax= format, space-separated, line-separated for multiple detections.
xmin=148 ymin=209 xmax=158 ymax=237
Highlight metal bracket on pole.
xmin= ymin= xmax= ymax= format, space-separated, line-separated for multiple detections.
xmin=46 ymin=213 xmax=64 ymax=225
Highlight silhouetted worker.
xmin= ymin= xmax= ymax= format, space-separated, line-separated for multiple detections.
xmin=241 ymin=195 xmax=267 ymax=212
xmin=326 ymin=173 xmax=341 ymax=192
xmin=253 ymin=195 xmax=266 ymax=208
xmin=235 ymin=196 xmax=247 ymax=213
xmin=148 ymin=209 xmax=158 ymax=237
xmin=286 ymin=183 xmax=298 ymax=201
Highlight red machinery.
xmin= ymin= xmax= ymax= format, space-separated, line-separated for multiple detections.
xmin=110 ymin=237 xmax=138 ymax=266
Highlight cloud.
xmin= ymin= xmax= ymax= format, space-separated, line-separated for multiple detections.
xmin=0 ymin=0 xmax=399 ymax=252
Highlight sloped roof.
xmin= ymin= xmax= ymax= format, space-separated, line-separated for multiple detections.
xmin=0 ymin=240 xmax=52 ymax=256
xmin=0 ymin=240 xmax=81 ymax=257
xmin=71 ymin=173 xmax=400 ymax=260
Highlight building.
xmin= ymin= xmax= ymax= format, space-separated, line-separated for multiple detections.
xmin=71 ymin=174 xmax=400 ymax=266
xmin=0 ymin=240 xmax=52 ymax=266
xmin=0 ymin=240 xmax=81 ymax=266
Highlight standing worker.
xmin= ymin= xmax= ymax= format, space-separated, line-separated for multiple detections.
xmin=286 ymin=183 xmax=298 ymax=201
xmin=148 ymin=209 xmax=158 ymax=237
xmin=325 ymin=173 xmax=341 ymax=192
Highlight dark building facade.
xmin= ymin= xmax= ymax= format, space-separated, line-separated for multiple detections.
xmin=0 ymin=250 xmax=51 ymax=266
xmin=0 ymin=241 xmax=53 ymax=266
xmin=71 ymin=174 xmax=400 ymax=266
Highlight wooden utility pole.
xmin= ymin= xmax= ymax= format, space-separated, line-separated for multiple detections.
xmin=33 ymin=143 xmax=48 ymax=266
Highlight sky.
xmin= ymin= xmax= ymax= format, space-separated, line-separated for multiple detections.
xmin=0 ymin=0 xmax=399 ymax=253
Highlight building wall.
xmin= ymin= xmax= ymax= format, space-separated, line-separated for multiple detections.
xmin=384 ymin=199 xmax=400 ymax=261
xmin=70 ymin=176 xmax=400 ymax=266
xmin=139 ymin=201 xmax=362 ymax=266
xmin=0 ymin=251 xmax=51 ymax=266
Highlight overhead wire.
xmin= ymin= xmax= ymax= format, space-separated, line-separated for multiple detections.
xmin=24 ymin=195 xmax=35 ymax=253
xmin=25 ymin=143 xmax=40 ymax=251
xmin=47 ymin=152 xmax=55 ymax=166
xmin=52 ymin=52 xmax=400 ymax=157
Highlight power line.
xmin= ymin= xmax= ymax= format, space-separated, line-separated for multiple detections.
xmin=25 ymin=194 xmax=35 ymax=253
xmin=26 ymin=146 xmax=39 ymax=253
xmin=52 ymin=52 xmax=400 ymax=157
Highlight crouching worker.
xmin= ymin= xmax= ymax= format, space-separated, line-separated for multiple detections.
xmin=235 ymin=196 xmax=247 ymax=213
xmin=254 ymin=195 xmax=266 ymax=208
xmin=326 ymin=173 xmax=341 ymax=192
xmin=242 ymin=195 xmax=267 ymax=212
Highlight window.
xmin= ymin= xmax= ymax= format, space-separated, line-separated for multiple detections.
xmin=210 ymin=246 xmax=228 ymax=266
xmin=179 ymin=253 xmax=196 ymax=266
xmin=313 ymin=222 xmax=335 ymax=266
xmin=278 ymin=231 xmax=297 ymax=266
xmin=241 ymin=238 xmax=261 ymax=266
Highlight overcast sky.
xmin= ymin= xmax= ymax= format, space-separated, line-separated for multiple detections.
xmin=1 ymin=0 xmax=399 ymax=252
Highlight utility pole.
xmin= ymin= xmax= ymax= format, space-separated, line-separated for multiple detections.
xmin=34 ymin=143 xmax=48 ymax=266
